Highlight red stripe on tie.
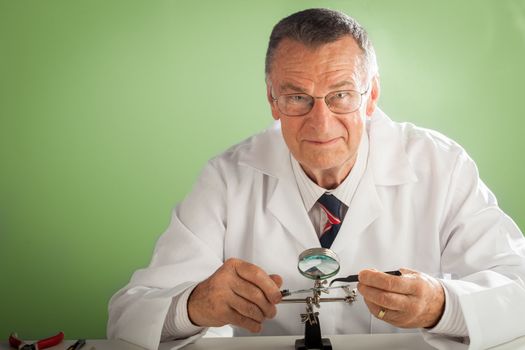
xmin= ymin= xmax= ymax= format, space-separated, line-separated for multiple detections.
xmin=319 ymin=203 xmax=341 ymax=225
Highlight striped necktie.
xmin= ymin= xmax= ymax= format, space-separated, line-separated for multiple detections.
xmin=317 ymin=193 xmax=343 ymax=248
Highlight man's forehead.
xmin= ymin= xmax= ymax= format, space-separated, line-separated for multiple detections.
xmin=272 ymin=36 xmax=362 ymax=65
xmin=270 ymin=37 xmax=365 ymax=88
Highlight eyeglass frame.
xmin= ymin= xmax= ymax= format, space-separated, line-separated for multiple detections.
xmin=271 ymin=85 xmax=370 ymax=117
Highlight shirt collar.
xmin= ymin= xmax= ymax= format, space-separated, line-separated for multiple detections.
xmin=291 ymin=126 xmax=370 ymax=212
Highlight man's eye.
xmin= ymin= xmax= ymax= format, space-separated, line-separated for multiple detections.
xmin=334 ymin=92 xmax=350 ymax=99
xmin=287 ymin=95 xmax=307 ymax=102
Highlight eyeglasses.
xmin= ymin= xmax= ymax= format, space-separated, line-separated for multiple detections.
xmin=272 ymin=87 xmax=369 ymax=117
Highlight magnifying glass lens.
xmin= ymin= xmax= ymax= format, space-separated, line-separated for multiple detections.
xmin=297 ymin=248 xmax=340 ymax=280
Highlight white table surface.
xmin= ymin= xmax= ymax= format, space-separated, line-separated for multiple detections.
xmin=177 ymin=333 xmax=434 ymax=350
xmin=2 ymin=333 xmax=525 ymax=350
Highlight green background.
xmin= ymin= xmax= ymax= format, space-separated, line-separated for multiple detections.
xmin=1 ymin=0 xmax=524 ymax=340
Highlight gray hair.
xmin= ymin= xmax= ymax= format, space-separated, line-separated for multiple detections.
xmin=265 ymin=8 xmax=378 ymax=83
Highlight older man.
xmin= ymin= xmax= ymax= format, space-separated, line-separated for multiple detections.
xmin=108 ymin=8 xmax=525 ymax=350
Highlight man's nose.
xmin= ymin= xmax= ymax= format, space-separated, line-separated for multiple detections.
xmin=307 ymin=97 xmax=332 ymax=128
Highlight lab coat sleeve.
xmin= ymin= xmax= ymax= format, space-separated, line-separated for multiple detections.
xmin=421 ymin=151 xmax=525 ymax=349
xmin=107 ymin=160 xmax=228 ymax=350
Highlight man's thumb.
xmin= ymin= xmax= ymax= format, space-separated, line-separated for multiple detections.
xmin=269 ymin=274 xmax=283 ymax=288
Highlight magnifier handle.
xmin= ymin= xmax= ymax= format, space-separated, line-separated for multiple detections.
xmin=329 ymin=270 xmax=401 ymax=286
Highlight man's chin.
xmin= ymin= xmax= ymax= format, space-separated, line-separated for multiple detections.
xmin=299 ymin=158 xmax=350 ymax=175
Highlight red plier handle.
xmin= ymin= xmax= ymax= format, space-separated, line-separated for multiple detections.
xmin=9 ymin=332 xmax=64 ymax=350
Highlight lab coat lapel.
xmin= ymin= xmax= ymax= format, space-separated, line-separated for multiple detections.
xmin=331 ymin=166 xmax=382 ymax=254
xmin=238 ymin=123 xmax=320 ymax=250
xmin=331 ymin=108 xmax=418 ymax=253
xmin=267 ymin=173 xmax=321 ymax=250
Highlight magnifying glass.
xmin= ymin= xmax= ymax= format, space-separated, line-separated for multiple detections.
xmin=280 ymin=248 xmax=340 ymax=297
xmin=282 ymin=248 xmax=401 ymax=297
xmin=297 ymin=247 xmax=340 ymax=280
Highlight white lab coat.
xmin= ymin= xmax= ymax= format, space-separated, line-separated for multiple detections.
xmin=108 ymin=109 xmax=525 ymax=350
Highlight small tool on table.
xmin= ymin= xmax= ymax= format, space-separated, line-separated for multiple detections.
xmin=67 ymin=339 xmax=86 ymax=350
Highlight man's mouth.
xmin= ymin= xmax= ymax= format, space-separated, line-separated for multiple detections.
xmin=304 ymin=137 xmax=340 ymax=146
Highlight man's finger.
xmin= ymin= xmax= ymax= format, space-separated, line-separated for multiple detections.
xmin=230 ymin=293 xmax=266 ymax=323
xmin=357 ymin=283 xmax=407 ymax=311
xmin=363 ymin=299 xmax=406 ymax=326
xmin=358 ymin=269 xmax=416 ymax=294
xmin=234 ymin=260 xmax=282 ymax=303
xmin=228 ymin=306 xmax=263 ymax=333
xmin=232 ymin=278 xmax=277 ymax=318
xmin=364 ymin=299 xmax=389 ymax=320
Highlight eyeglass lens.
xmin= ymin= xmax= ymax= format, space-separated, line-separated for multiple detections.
xmin=276 ymin=90 xmax=363 ymax=116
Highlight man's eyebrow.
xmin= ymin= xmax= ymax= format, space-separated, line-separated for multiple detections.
xmin=279 ymin=80 xmax=356 ymax=93
xmin=329 ymin=80 xmax=356 ymax=90
xmin=279 ymin=82 xmax=307 ymax=93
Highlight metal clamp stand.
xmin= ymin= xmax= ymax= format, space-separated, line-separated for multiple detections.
xmin=282 ymin=280 xmax=357 ymax=350
xmin=297 ymin=280 xmax=331 ymax=350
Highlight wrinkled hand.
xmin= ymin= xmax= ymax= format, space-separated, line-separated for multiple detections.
xmin=357 ymin=268 xmax=445 ymax=329
xmin=187 ymin=258 xmax=283 ymax=333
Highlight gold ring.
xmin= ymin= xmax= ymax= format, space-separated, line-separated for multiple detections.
xmin=377 ymin=309 xmax=386 ymax=320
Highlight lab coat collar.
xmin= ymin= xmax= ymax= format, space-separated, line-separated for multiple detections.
xmin=367 ymin=108 xmax=419 ymax=186
xmin=237 ymin=121 xmax=290 ymax=179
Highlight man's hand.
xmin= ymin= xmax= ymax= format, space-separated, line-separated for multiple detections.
xmin=187 ymin=258 xmax=283 ymax=333
xmin=357 ymin=268 xmax=445 ymax=329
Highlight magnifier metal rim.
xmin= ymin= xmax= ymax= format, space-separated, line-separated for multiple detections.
xmin=297 ymin=248 xmax=340 ymax=280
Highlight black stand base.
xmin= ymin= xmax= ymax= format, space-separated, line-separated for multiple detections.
xmin=295 ymin=314 xmax=332 ymax=350
xmin=295 ymin=338 xmax=332 ymax=350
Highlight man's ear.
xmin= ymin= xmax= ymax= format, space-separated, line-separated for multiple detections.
xmin=266 ymin=82 xmax=280 ymax=121
xmin=366 ymin=75 xmax=380 ymax=117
